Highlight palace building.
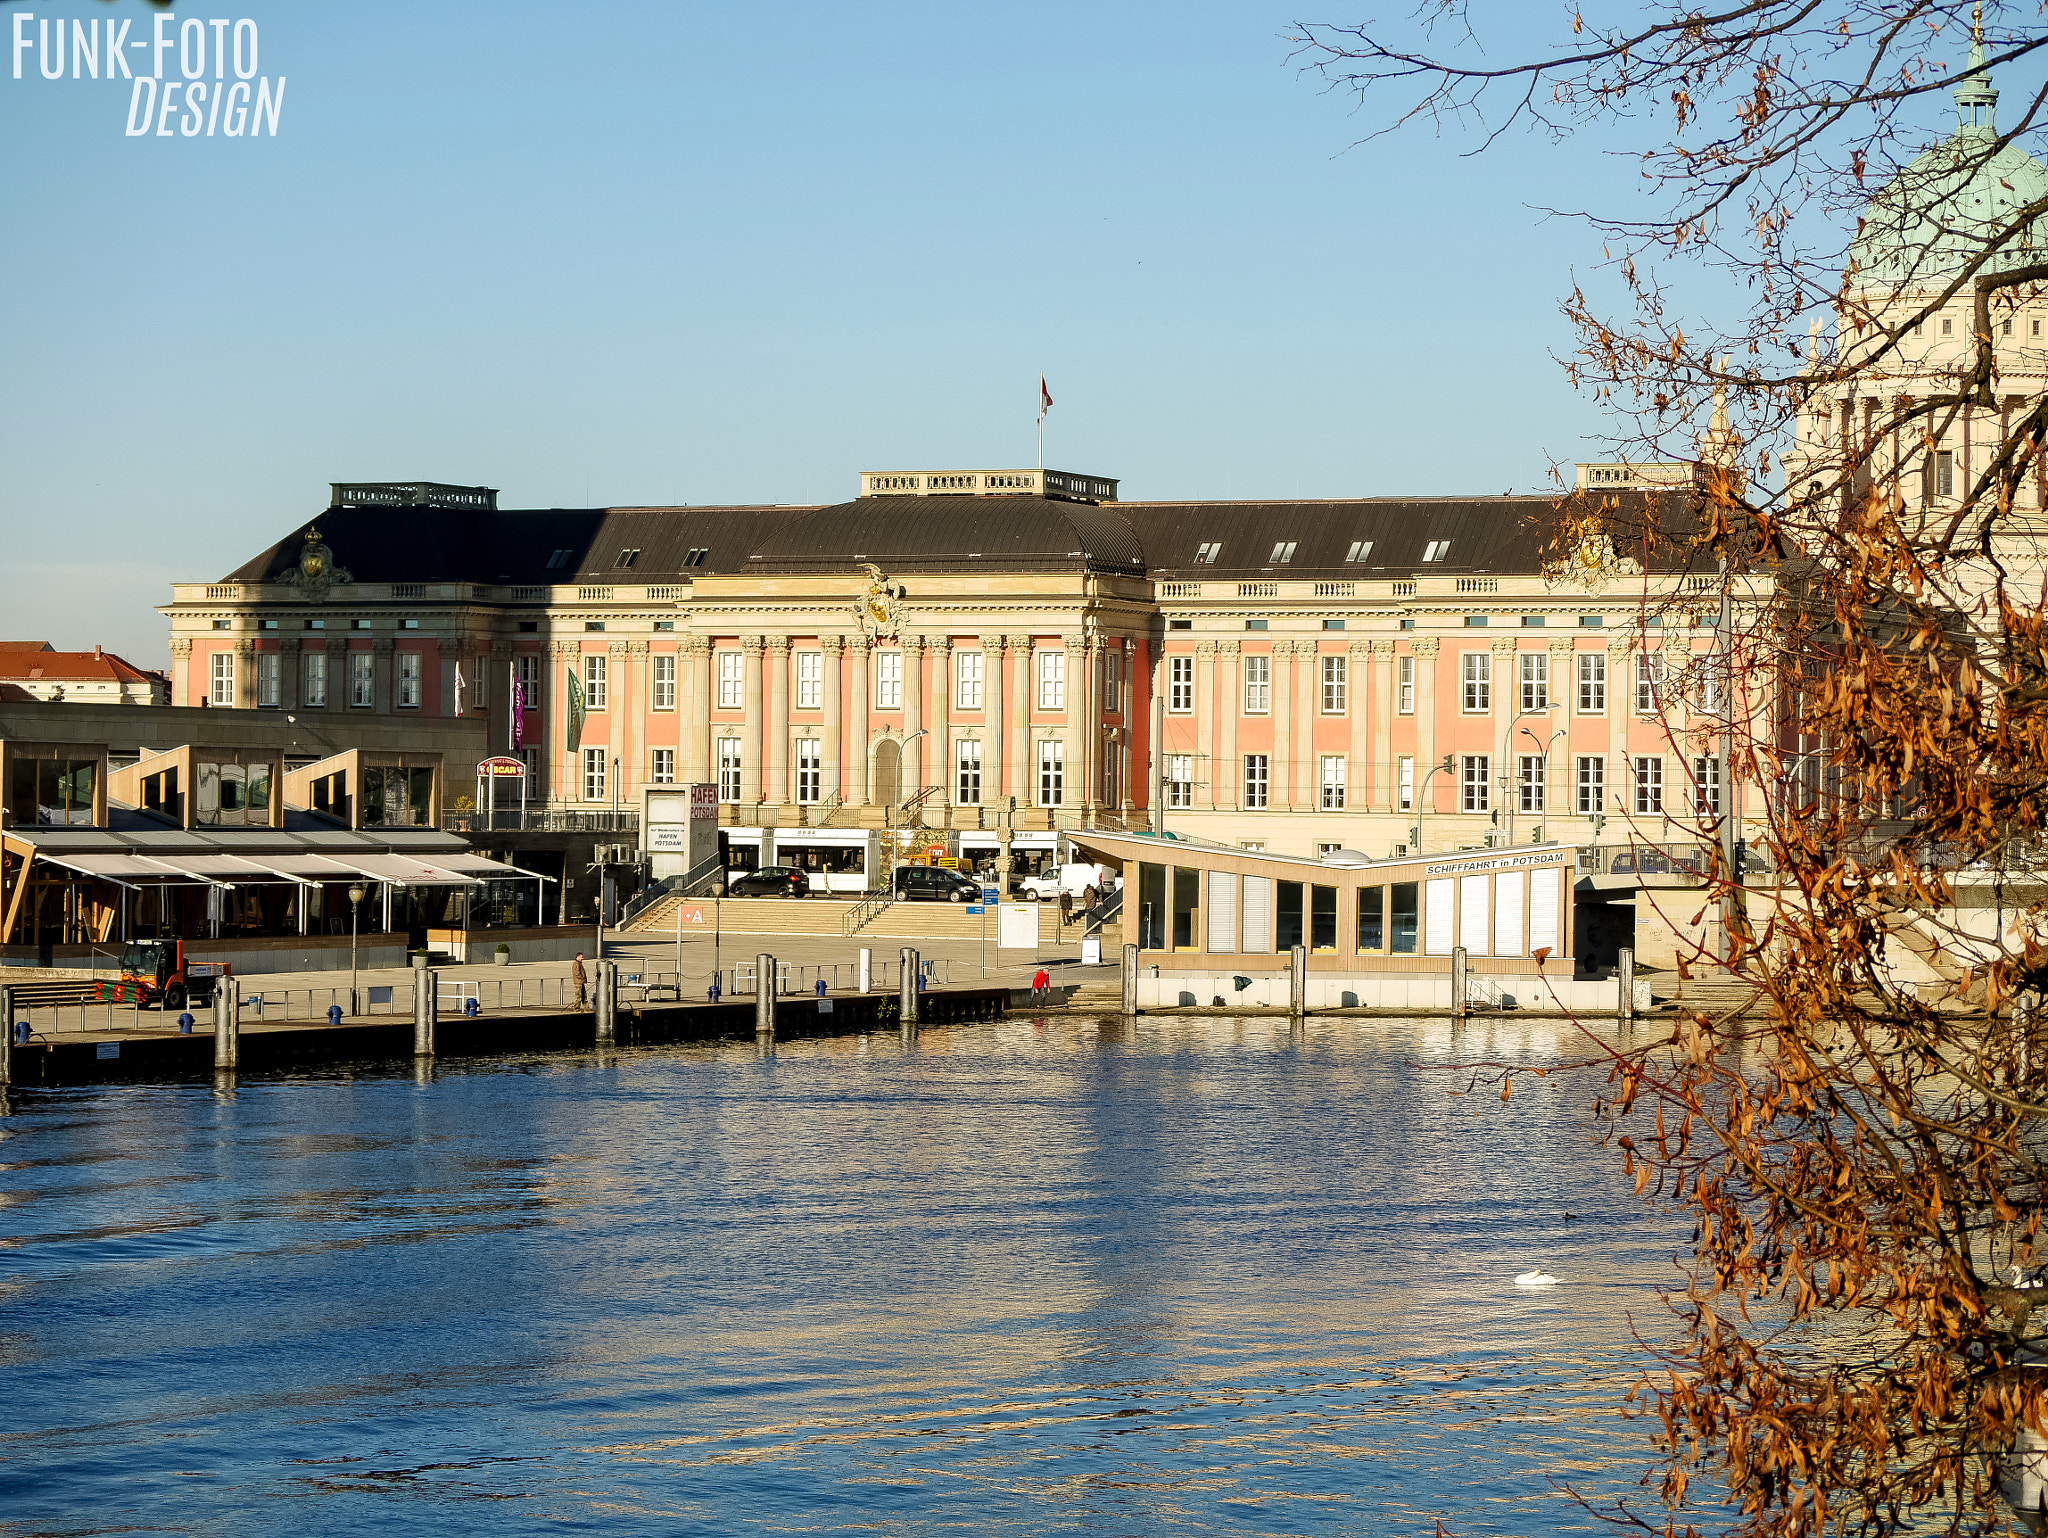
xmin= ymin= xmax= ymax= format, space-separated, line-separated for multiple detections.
xmin=162 ymin=468 xmax=1746 ymax=891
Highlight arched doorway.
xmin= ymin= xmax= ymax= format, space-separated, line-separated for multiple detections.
xmin=872 ymin=738 xmax=901 ymax=807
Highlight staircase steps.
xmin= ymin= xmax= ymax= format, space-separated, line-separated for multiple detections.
xmin=622 ymin=895 xmax=1014 ymax=940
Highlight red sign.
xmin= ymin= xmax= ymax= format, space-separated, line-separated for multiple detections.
xmin=926 ymin=844 xmax=946 ymax=858
xmin=689 ymin=783 xmax=717 ymax=819
xmin=478 ymin=756 xmax=527 ymax=778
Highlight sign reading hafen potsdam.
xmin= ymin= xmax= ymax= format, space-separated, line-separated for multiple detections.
xmin=10 ymin=14 xmax=285 ymax=138
xmin=1422 ymin=851 xmax=1570 ymax=879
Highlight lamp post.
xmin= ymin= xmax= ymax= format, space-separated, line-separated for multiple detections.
xmin=887 ymin=728 xmax=930 ymax=868
xmin=1518 ymin=721 xmax=1568 ymax=846
xmin=1501 ymin=699 xmax=1565 ymax=846
xmin=347 ymin=882 xmax=366 ymax=1016
xmin=1409 ymin=752 xmax=1456 ymax=857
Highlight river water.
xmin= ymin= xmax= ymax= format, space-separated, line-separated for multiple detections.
xmin=0 ymin=1016 xmax=1690 ymax=1536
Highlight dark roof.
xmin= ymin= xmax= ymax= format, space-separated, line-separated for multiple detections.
xmin=745 ymin=495 xmax=1147 ymax=576
xmin=219 ymin=488 xmax=1696 ymax=586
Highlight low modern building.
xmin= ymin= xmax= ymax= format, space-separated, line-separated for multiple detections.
xmin=159 ymin=469 xmax=1754 ymax=889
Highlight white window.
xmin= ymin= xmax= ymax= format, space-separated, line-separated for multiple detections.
xmin=1345 ymin=539 xmax=1373 ymax=562
xmin=956 ymin=650 xmax=983 ymax=711
xmin=794 ymin=739 xmax=821 ymax=804
xmin=793 ymin=650 xmax=822 ymax=711
xmin=515 ymin=653 xmax=539 ymax=701
xmin=717 ymin=651 xmax=743 ymax=709
xmin=255 ymin=652 xmax=279 ymax=708
xmin=349 ymin=652 xmax=374 ymax=708
xmin=1320 ymin=755 xmax=1346 ymax=810
xmin=1461 ymin=652 xmax=1490 ymax=713
xmin=582 ymin=747 xmax=608 ymax=802
xmin=1037 ymin=740 xmax=1064 ymax=806
xmin=717 ymin=739 xmax=742 ymax=802
xmin=396 ymin=652 xmax=421 ymax=709
xmin=1244 ymin=754 xmax=1270 ymax=809
xmin=651 ymin=748 xmax=676 ymax=784
xmin=1423 ymin=539 xmax=1452 ymax=562
xmin=1577 ymin=652 xmax=1606 ymax=713
xmin=473 ymin=661 xmax=489 ymax=710
xmin=303 ymin=650 xmax=327 ymax=708
xmin=1103 ymin=648 xmax=1122 ymax=713
xmin=652 ymin=653 xmax=677 ymax=711
xmin=1269 ymin=540 xmax=1298 ymax=563
xmin=1398 ymin=755 xmax=1414 ymax=812
xmin=1101 ymin=736 xmax=1119 ymax=805
xmin=956 ymin=739 xmax=982 ymax=805
xmin=876 ymin=650 xmax=903 ymax=710
xmin=1695 ymin=655 xmax=1725 ymax=713
xmin=1398 ymin=655 xmax=1415 ymax=714
xmin=209 ymin=652 xmax=235 ymax=707
xmin=520 ymin=746 xmax=542 ymax=789
xmin=1576 ymin=756 xmax=1605 ymax=814
xmin=1166 ymin=754 xmax=1193 ymax=809
xmin=1168 ymin=655 xmax=1194 ymax=713
xmin=1519 ymin=652 xmax=1548 ymax=712
xmin=1694 ymin=755 xmax=1722 ymax=816
xmin=1634 ymin=755 xmax=1664 ymax=813
xmin=1320 ymin=654 xmax=1347 ymax=714
xmin=1461 ymin=754 xmax=1490 ymax=813
xmin=1243 ymin=654 xmax=1270 ymax=713
xmin=1194 ymin=540 xmax=1222 ymax=563
xmin=583 ymin=654 xmax=607 ymax=711
xmin=1518 ymin=755 xmax=1545 ymax=813
xmin=1635 ymin=653 xmax=1664 ymax=714
xmin=1037 ymin=650 xmax=1065 ymax=711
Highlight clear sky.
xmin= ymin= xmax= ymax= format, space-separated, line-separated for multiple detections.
xmin=0 ymin=1 xmax=1742 ymax=663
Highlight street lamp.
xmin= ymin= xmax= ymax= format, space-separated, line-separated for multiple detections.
xmin=1410 ymin=752 xmax=1456 ymax=857
xmin=347 ymin=882 xmax=366 ymax=1015
xmin=1501 ymin=699 xmax=1565 ymax=846
xmin=1518 ymin=720 xmax=1569 ymax=846
xmin=887 ymin=729 xmax=930 ymax=866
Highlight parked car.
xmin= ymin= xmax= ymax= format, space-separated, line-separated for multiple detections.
xmin=726 ymin=865 xmax=810 ymax=898
xmin=893 ymin=865 xmax=983 ymax=903
xmin=1016 ymin=862 xmax=1120 ymax=903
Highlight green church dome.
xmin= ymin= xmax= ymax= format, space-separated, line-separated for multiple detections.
xmin=1848 ymin=35 xmax=2048 ymax=287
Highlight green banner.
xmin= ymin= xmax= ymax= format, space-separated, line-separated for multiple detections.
xmin=566 ymin=670 xmax=586 ymax=752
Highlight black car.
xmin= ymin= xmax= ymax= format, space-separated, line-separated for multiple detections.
xmin=893 ymin=865 xmax=982 ymax=902
xmin=726 ymin=865 xmax=810 ymax=898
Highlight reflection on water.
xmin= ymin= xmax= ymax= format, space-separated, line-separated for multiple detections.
xmin=0 ymin=1016 xmax=1686 ymax=1535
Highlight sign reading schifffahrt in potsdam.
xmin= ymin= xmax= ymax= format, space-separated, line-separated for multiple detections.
xmin=11 ymin=12 xmax=285 ymax=137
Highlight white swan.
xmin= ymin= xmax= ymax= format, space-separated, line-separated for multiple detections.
xmin=2013 ymin=1266 xmax=2044 ymax=1291
xmin=1515 ymin=1270 xmax=1560 ymax=1286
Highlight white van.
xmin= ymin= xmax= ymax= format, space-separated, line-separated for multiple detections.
xmin=1016 ymin=862 xmax=1120 ymax=903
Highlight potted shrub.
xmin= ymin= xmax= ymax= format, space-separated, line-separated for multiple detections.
xmin=494 ymin=942 xmax=511 ymax=966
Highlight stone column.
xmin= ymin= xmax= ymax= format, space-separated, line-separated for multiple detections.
xmin=849 ymin=636 xmax=872 ymax=806
xmin=1195 ymin=641 xmax=1218 ymax=810
xmin=980 ymin=635 xmax=1006 ymax=809
xmin=617 ymin=640 xmax=641 ymax=806
xmin=235 ymin=639 xmax=257 ymax=710
xmin=279 ymin=638 xmax=301 ymax=712
xmin=1062 ymin=634 xmax=1086 ymax=814
xmin=901 ymin=636 xmax=925 ymax=804
xmin=169 ymin=637 xmax=192 ymax=705
xmin=1369 ymin=640 xmax=1394 ymax=811
xmin=1269 ymin=640 xmax=1292 ymax=812
xmin=489 ymin=639 xmax=513 ymax=738
xmin=684 ymin=637 xmax=712 ymax=787
xmin=821 ymin=635 xmax=845 ymax=806
xmin=372 ymin=638 xmax=394 ymax=716
xmin=1412 ymin=639 xmax=1440 ymax=812
xmin=1008 ymin=634 xmax=1033 ymax=806
xmin=1120 ymin=639 xmax=1137 ymax=817
xmin=742 ymin=637 xmax=765 ymax=806
xmin=437 ymin=636 xmax=462 ymax=718
xmin=1548 ymin=637 xmax=1576 ymax=823
xmin=549 ymin=640 xmax=576 ymax=803
xmin=1217 ymin=640 xmax=1240 ymax=810
xmin=764 ymin=638 xmax=789 ymax=811
xmin=929 ymin=638 xmax=951 ymax=811
xmin=1492 ymin=637 xmax=1517 ymax=823
xmin=324 ymin=636 xmax=346 ymax=716
xmin=1297 ymin=640 xmax=1318 ymax=808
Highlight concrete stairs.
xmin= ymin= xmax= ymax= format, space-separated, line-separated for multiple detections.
xmin=622 ymin=894 xmax=1017 ymax=941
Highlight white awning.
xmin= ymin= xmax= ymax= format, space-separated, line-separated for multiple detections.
xmin=322 ymin=852 xmax=484 ymax=886
xmin=425 ymin=853 xmax=557 ymax=884
xmin=33 ymin=852 xmax=175 ymax=879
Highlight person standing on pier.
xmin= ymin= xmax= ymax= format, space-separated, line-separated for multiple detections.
xmin=573 ymin=952 xmax=588 ymax=1010
xmin=1032 ymin=967 xmax=1050 ymax=1004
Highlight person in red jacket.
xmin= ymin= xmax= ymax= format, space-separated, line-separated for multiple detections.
xmin=1031 ymin=967 xmax=1051 ymax=1004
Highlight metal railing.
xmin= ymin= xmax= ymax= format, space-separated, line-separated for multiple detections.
xmin=451 ymin=808 xmax=640 ymax=833
xmin=842 ymin=891 xmax=897 ymax=936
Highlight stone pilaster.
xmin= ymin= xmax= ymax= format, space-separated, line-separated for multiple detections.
xmin=929 ymin=637 xmax=951 ymax=809
xmin=820 ymin=635 xmax=845 ymax=806
xmin=1411 ymin=639 xmax=1440 ymax=813
xmin=849 ymin=636 xmax=872 ymax=805
xmin=742 ymin=637 xmax=766 ymax=806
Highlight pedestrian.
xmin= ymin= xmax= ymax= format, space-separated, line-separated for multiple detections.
xmin=1032 ymin=966 xmax=1051 ymax=1004
xmin=573 ymin=951 xmax=588 ymax=1010
xmin=1059 ymin=889 xmax=1073 ymax=928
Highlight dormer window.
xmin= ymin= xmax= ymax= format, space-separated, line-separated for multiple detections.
xmin=1193 ymin=541 xmax=1223 ymax=564
xmin=545 ymin=549 xmax=573 ymax=570
xmin=1423 ymin=539 xmax=1452 ymax=562
xmin=614 ymin=548 xmax=641 ymax=568
xmin=1269 ymin=541 xmax=1297 ymax=564
xmin=1344 ymin=540 xmax=1373 ymax=562
xmin=683 ymin=547 xmax=709 ymax=567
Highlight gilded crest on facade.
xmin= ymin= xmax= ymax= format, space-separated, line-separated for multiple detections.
xmin=1545 ymin=512 xmax=1640 ymax=593
xmin=277 ymin=527 xmax=353 ymax=602
xmin=856 ymin=562 xmax=906 ymax=640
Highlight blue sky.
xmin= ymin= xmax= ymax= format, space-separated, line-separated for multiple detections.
xmin=0 ymin=1 xmax=1759 ymax=661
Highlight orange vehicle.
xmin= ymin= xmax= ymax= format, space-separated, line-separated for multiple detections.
xmin=118 ymin=939 xmax=230 ymax=1011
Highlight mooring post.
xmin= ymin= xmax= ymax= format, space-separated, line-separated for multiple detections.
xmin=756 ymin=952 xmax=776 ymax=1039
xmin=1618 ymin=946 xmax=1635 ymax=1026
xmin=1451 ymin=946 xmax=1468 ymax=1020
xmin=1120 ymin=943 xmax=1139 ymax=1016
xmin=594 ymin=960 xmax=617 ymax=1045
xmin=899 ymin=947 xmax=918 ymax=1033
xmin=214 ymin=983 xmax=239 ymax=1069
xmin=0 ymin=984 xmax=12 ymax=1087
xmin=1289 ymin=944 xmax=1308 ymax=1018
xmin=413 ymin=966 xmax=435 ymax=1057
xmin=858 ymin=948 xmax=872 ymax=994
